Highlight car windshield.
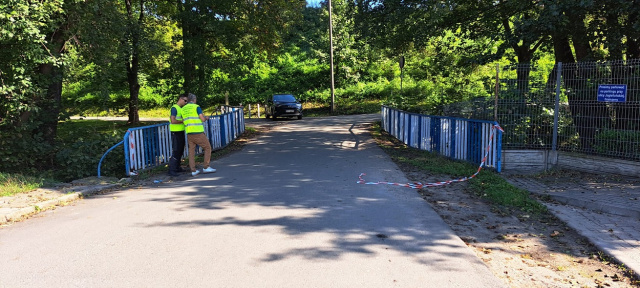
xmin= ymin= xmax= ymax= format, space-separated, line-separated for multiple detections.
xmin=273 ymin=94 xmax=296 ymax=102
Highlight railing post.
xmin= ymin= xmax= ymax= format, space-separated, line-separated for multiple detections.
xmin=496 ymin=122 xmax=503 ymax=173
xmin=417 ymin=114 xmax=422 ymax=150
xmin=407 ymin=113 xmax=412 ymax=146
xmin=450 ymin=120 xmax=456 ymax=159
xmin=123 ymin=130 xmax=131 ymax=176
xmin=220 ymin=114 xmax=227 ymax=146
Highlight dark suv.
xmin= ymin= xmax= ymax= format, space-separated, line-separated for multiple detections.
xmin=265 ymin=94 xmax=303 ymax=120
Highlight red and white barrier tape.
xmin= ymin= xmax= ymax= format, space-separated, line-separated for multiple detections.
xmin=357 ymin=123 xmax=504 ymax=189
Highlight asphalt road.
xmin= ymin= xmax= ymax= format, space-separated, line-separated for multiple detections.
xmin=0 ymin=114 xmax=505 ymax=288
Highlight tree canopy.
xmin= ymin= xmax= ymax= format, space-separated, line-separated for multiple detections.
xmin=1 ymin=0 xmax=639 ymax=178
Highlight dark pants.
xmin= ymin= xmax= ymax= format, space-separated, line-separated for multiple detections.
xmin=169 ymin=131 xmax=186 ymax=173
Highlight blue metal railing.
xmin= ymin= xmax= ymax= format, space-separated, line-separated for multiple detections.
xmin=107 ymin=108 xmax=245 ymax=177
xmin=381 ymin=106 xmax=502 ymax=172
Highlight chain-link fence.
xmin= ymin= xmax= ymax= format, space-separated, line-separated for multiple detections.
xmin=444 ymin=59 xmax=640 ymax=161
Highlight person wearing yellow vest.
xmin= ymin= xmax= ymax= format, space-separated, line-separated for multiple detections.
xmin=168 ymin=94 xmax=189 ymax=176
xmin=182 ymin=93 xmax=216 ymax=176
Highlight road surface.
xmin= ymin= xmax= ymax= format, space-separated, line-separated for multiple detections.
xmin=0 ymin=114 xmax=505 ymax=287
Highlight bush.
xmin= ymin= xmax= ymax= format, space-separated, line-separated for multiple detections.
xmin=0 ymin=122 xmax=54 ymax=175
xmin=594 ymin=129 xmax=640 ymax=160
xmin=54 ymin=133 xmax=126 ymax=182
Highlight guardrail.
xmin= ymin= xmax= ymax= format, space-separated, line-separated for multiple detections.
xmin=381 ymin=106 xmax=502 ymax=172
xmin=118 ymin=108 xmax=244 ymax=176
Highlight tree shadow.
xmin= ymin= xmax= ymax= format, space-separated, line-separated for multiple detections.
xmin=136 ymin=115 xmax=478 ymax=270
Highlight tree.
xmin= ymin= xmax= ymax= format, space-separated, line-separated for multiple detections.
xmin=124 ymin=0 xmax=143 ymax=124
xmin=0 ymin=0 xmax=71 ymax=172
xmin=173 ymin=0 xmax=304 ymax=100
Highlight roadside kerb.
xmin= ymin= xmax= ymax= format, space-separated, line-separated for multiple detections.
xmin=0 ymin=183 xmax=121 ymax=224
xmin=544 ymin=193 xmax=640 ymax=219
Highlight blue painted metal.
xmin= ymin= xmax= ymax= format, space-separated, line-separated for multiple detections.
xmin=406 ymin=113 xmax=412 ymax=146
xmin=496 ymin=121 xmax=503 ymax=173
xmin=98 ymin=140 xmax=125 ymax=178
xmin=433 ymin=118 xmax=441 ymax=153
xmin=123 ymin=130 xmax=131 ymax=175
xmin=110 ymin=109 xmax=244 ymax=177
xmin=417 ymin=114 xmax=422 ymax=150
xmin=381 ymin=105 xmax=502 ymax=171
xmin=220 ymin=115 xmax=227 ymax=146
xmin=450 ymin=120 xmax=456 ymax=159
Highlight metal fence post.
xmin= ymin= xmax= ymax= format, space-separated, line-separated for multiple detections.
xmin=495 ymin=63 xmax=499 ymax=122
xmin=550 ymin=62 xmax=562 ymax=169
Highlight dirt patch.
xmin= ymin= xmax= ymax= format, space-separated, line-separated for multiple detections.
xmin=371 ymin=127 xmax=640 ymax=288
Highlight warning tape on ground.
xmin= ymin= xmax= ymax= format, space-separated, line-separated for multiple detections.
xmin=357 ymin=123 xmax=504 ymax=189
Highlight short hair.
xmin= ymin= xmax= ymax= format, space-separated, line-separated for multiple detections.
xmin=187 ymin=93 xmax=197 ymax=102
xmin=179 ymin=93 xmax=188 ymax=100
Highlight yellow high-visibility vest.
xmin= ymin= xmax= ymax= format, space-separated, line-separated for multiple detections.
xmin=169 ymin=104 xmax=185 ymax=132
xmin=181 ymin=103 xmax=204 ymax=134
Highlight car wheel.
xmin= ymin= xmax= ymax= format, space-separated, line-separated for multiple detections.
xmin=297 ymin=115 xmax=302 ymax=120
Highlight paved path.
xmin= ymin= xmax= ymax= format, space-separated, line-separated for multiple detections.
xmin=505 ymin=175 xmax=640 ymax=278
xmin=0 ymin=115 xmax=505 ymax=288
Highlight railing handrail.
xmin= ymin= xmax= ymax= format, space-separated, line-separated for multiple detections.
xmin=381 ymin=106 xmax=503 ymax=172
xmin=97 ymin=108 xmax=244 ymax=178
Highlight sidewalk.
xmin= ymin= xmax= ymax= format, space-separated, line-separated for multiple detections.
xmin=504 ymin=172 xmax=640 ymax=279
xmin=0 ymin=177 xmax=127 ymax=224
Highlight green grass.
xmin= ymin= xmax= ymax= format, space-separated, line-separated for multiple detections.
xmin=58 ymin=119 xmax=165 ymax=139
xmin=0 ymin=173 xmax=55 ymax=197
xmin=370 ymin=121 xmax=546 ymax=213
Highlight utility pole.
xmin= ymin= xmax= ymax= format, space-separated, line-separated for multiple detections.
xmin=328 ymin=0 xmax=336 ymax=113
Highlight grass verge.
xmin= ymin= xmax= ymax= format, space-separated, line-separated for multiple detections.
xmin=369 ymin=121 xmax=546 ymax=213
xmin=0 ymin=173 xmax=57 ymax=197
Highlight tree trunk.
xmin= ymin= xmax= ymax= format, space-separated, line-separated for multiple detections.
xmin=38 ymin=25 xmax=67 ymax=147
xmin=565 ymin=9 xmax=591 ymax=62
xmin=125 ymin=0 xmax=142 ymax=124
xmin=626 ymin=2 xmax=640 ymax=59
xmin=180 ymin=0 xmax=195 ymax=94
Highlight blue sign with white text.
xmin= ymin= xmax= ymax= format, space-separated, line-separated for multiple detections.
xmin=597 ymin=84 xmax=627 ymax=102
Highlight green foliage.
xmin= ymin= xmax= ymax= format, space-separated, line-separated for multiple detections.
xmin=0 ymin=125 xmax=53 ymax=175
xmin=4 ymin=0 xmax=638 ymax=184
xmin=594 ymin=129 xmax=640 ymax=160
xmin=49 ymin=119 xmax=162 ymax=182
xmin=0 ymin=1 xmax=69 ymax=175
xmin=55 ymin=133 xmax=125 ymax=182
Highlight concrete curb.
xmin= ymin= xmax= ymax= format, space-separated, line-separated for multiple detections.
xmin=1 ymin=183 xmax=121 ymax=224
xmin=546 ymin=193 xmax=640 ymax=219
xmin=544 ymin=203 xmax=640 ymax=279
